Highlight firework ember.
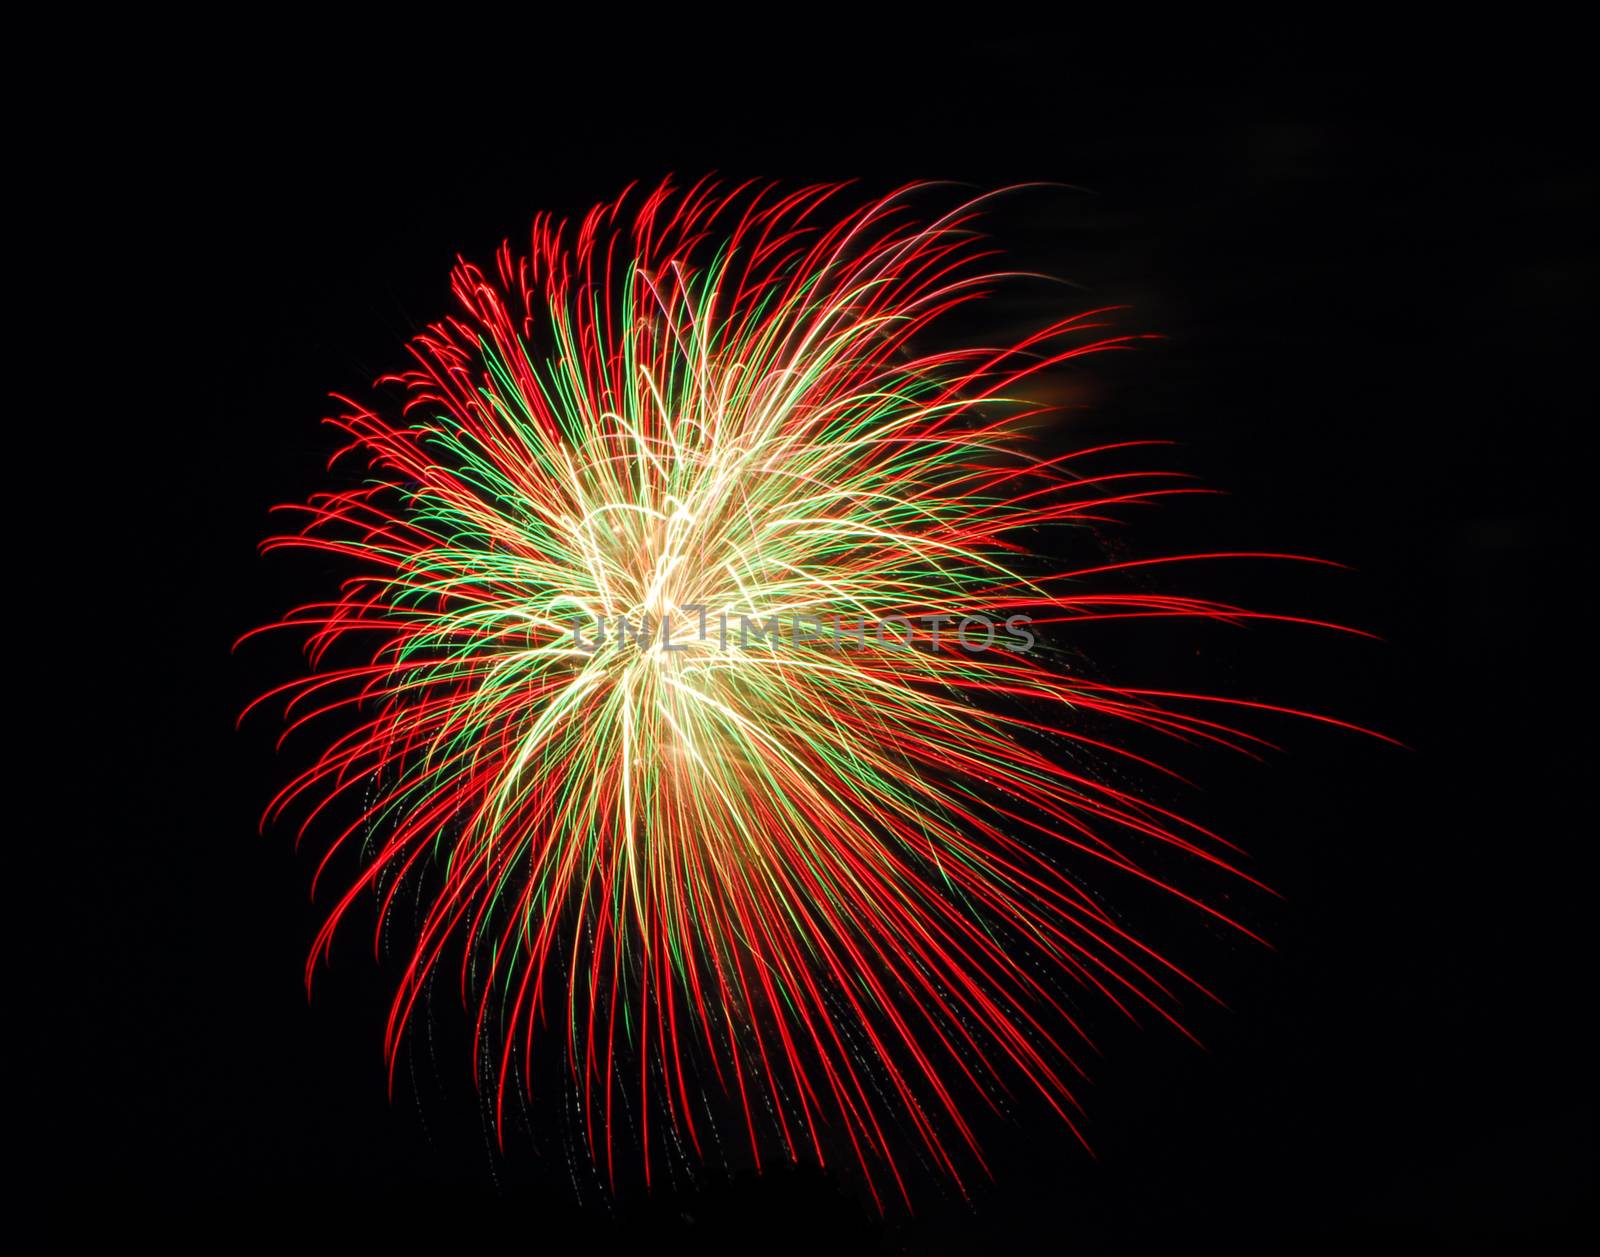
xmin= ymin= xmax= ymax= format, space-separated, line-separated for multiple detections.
xmin=243 ymin=179 xmax=1384 ymax=1207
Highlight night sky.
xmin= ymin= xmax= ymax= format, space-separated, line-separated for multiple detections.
xmin=43 ymin=22 xmax=1588 ymax=1251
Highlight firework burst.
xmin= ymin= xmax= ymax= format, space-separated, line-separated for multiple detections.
xmin=243 ymin=179 xmax=1384 ymax=1207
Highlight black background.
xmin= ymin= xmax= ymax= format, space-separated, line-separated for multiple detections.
xmin=48 ymin=22 xmax=1588 ymax=1252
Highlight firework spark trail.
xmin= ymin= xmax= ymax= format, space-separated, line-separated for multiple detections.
xmin=243 ymin=179 xmax=1388 ymax=1208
